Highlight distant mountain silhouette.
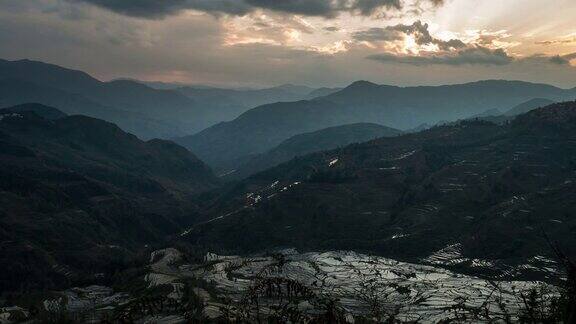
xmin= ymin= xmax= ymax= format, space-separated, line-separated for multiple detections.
xmin=323 ymin=80 xmax=575 ymax=129
xmin=0 ymin=107 xmax=218 ymax=291
xmin=176 ymin=80 xmax=576 ymax=171
xmin=229 ymin=123 xmax=402 ymax=179
xmin=0 ymin=78 xmax=181 ymax=139
xmin=87 ymin=79 xmax=200 ymax=125
xmin=504 ymin=98 xmax=556 ymax=116
xmin=0 ymin=58 xmax=101 ymax=94
xmin=175 ymin=84 xmax=323 ymax=127
xmin=0 ymin=59 xmax=334 ymax=137
xmin=184 ymin=101 xmax=576 ymax=276
xmin=0 ymin=59 xmax=219 ymax=136
xmin=174 ymin=100 xmax=354 ymax=171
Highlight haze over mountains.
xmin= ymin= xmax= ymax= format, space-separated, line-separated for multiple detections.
xmin=174 ymin=84 xmax=339 ymax=128
xmin=0 ymin=59 xmax=332 ymax=140
xmin=176 ymin=79 xmax=576 ymax=172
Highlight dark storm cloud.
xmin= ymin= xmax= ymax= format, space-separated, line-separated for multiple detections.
xmin=353 ymin=21 xmax=465 ymax=50
xmin=71 ymin=0 xmax=443 ymax=18
xmin=516 ymin=52 xmax=576 ymax=66
xmin=68 ymin=0 xmax=253 ymax=18
xmin=244 ymin=0 xmax=340 ymax=17
xmin=549 ymin=55 xmax=568 ymax=65
xmin=547 ymin=53 xmax=576 ymax=65
xmin=359 ymin=21 xmax=513 ymax=67
xmin=368 ymin=47 xmax=514 ymax=66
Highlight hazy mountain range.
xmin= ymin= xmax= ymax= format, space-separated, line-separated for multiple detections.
xmin=174 ymin=84 xmax=339 ymax=129
xmin=0 ymin=59 xmax=332 ymax=139
xmin=176 ymin=80 xmax=576 ymax=172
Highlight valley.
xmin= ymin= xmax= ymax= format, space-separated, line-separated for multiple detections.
xmin=0 ymin=60 xmax=575 ymax=323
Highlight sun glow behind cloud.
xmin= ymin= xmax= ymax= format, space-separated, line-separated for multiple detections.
xmin=216 ymin=1 xmax=576 ymax=84
xmin=217 ymin=1 xmax=574 ymax=63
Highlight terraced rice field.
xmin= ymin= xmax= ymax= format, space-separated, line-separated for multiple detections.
xmin=177 ymin=250 xmax=556 ymax=322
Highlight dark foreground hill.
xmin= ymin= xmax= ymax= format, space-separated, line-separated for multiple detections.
xmin=183 ymin=101 xmax=576 ymax=278
xmin=229 ymin=123 xmax=402 ymax=179
xmin=0 ymin=105 xmax=219 ymax=292
xmin=176 ymin=80 xmax=576 ymax=171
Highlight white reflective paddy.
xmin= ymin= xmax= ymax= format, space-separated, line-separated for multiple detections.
xmin=189 ymin=250 xmax=555 ymax=322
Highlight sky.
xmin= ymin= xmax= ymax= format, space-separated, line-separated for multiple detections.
xmin=1 ymin=0 xmax=575 ymax=88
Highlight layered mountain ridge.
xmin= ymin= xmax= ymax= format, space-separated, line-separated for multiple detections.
xmin=0 ymin=59 xmax=333 ymax=139
xmin=182 ymin=101 xmax=576 ymax=280
xmin=229 ymin=123 xmax=402 ymax=179
xmin=176 ymin=79 xmax=576 ymax=171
